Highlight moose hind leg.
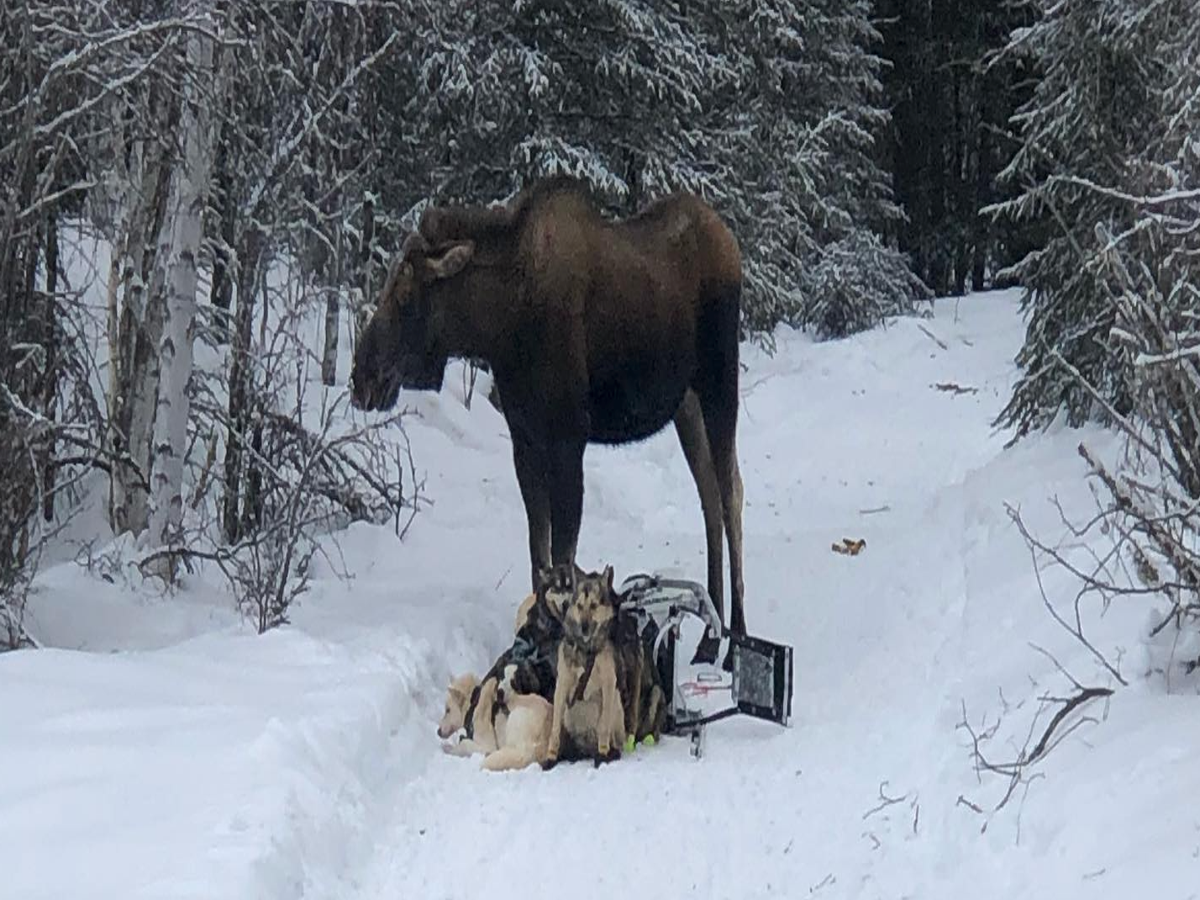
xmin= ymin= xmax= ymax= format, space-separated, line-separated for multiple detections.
xmin=722 ymin=450 xmax=746 ymax=636
xmin=673 ymin=389 xmax=725 ymax=621
xmin=704 ymin=389 xmax=746 ymax=636
xmin=698 ymin=288 xmax=747 ymax=638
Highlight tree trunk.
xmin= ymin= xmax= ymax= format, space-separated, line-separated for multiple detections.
xmin=354 ymin=193 xmax=375 ymax=349
xmin=221 ymin=230 xmax=262 ymax=544
xmin=971 ymin=79 xmax=992 ymax=292
xmin=111 ymin=113 xmax=171 ymax=537
xmin=321 ymin=229 xmax=341 ymax=386
xmin=208 ymin=126 xmax=236 ymax=340
xmin=241 ymin=268 xmax=270 ymax=538
xmin=951 ymin=65 xmax=968 ymax=297
xmin=147 ymin=23 xmax=216 ymax=564
xmin=41 ymin=211 xmax=59 ymax=522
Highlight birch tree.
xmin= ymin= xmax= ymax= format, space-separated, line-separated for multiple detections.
xmin=146 ymin=8 xmax=217 ymax=568
xmin=0 ymin=2 xmax=178 ymax=642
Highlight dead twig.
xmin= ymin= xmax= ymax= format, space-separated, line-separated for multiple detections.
xmin=858 ymin=504 xmax=891 ymax=515
xmin=917 ymin=323 xmax=949 ymax=350
xmin=932 ymin=381 xmax=979 ymax=395
xmin=862 ymin=780 xmax=907 ymax=819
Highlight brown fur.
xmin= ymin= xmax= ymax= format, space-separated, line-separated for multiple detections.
xmin=611 ymin=610 xmax=667 ymax=744
xmin=350 ymin=176 xmax=747 ymax=640
xmin=541 ymin=564 xmax=626 ymax=768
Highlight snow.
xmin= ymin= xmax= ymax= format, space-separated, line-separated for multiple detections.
xmin=4 ymin=289 xmax=1200 ymax=900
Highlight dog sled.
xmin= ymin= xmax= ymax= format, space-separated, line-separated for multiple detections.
xmin=616 ymin=573 xmax=793 ymax=759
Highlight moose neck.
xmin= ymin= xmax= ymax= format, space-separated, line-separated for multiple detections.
xmin=432 ymin=263 xmax=518 ymax=369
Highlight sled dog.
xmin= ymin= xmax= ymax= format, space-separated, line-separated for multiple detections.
xmin=439 ymin=664 xmax=552 ymax=772
xmin=612 ymin=603 xmax=668 ymax=745
xmin=542 ymin=563 xmax=627 ymax=768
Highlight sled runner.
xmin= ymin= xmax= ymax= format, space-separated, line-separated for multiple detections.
xmin=616 ymin=573 xmax=793 ymax=759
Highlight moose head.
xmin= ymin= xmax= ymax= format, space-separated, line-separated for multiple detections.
xmin=349 ymin=229 xmax=475 ymax=411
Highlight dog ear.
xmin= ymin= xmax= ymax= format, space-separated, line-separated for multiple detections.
xmin=603 ymin=564 xmax=614 ymax=595
xmin=558 ymin=562 xmax=577 ymax=593
xmin=533 ymin=566 xmax=552 ymax=595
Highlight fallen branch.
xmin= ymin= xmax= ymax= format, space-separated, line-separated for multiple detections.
xmin=917 ymin=323 xmax=949 ymax=350
xmin=858 ymin=504 xmax=891 ymax=516
xmin=957 ymin=679 xmax=1111 ymax=819
xmin=862 ymin=781 xmax=907 ymax=820
xmin=933 ymin=381 xmax=979 ymax=395
xmin=1024 ymin=686 xmax=1112 ymax=766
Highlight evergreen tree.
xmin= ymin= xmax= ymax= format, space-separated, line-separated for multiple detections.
xmin=990 ymin=0 xmax=1190 ymax=440
xmin=876 ymin=0 xmax=1035 ymax=296
xmin=397 ymin=0 xmax=925 ymax=341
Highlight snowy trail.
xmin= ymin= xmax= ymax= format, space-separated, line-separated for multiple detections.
xmin=335 ymin=293 xmax=1119 ymax=900
xmin=9 ymin=291 xmax=1199 ymax=900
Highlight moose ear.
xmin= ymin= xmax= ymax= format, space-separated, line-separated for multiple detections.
xmin=425 ymin=241 xmax=474 ymax=280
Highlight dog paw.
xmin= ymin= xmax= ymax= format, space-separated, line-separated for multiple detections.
xmin=593 ymin=748 xmax=621 ymax=767
xmin=540 ymin=756 xmax=558 ymax=771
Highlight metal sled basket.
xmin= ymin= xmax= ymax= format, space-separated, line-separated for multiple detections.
xmin=616 ymin=573 xmax=794 ymax=757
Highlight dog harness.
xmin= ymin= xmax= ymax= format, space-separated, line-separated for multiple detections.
xmin=464 ymin=612 xmax=560 ymax=739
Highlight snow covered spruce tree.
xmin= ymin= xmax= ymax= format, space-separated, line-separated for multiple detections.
xmin=876 ymin=0 xmax=1038 ymax=297
xmin=996 ymin=1 xmax=1200 ymax=676
xmin=991 ymin=0 xmax=1191 ymax=439
xmin=734 ymin=0 xmax=926 ymax=338
xmin=401 ymin=0 xmax=924 ymax=341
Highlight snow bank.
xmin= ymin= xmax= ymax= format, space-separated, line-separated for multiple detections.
xmin=5 ymin=289 xmax=1199 ymax=900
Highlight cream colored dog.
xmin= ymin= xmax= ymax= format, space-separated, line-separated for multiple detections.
xmin=439 ymin=664 xmax=552 ymax=772
xmin=514 ymin=591 xmax=536 ymax=632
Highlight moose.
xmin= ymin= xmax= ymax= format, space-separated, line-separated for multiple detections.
xmin=349 ymin=176 xmax=747 ymax=653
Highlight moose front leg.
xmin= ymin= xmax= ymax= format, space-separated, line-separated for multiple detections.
xmin=546 ymin=438 xmax=586 ymax=569
xmin=511 ymin=434 xmax=551 ymax=591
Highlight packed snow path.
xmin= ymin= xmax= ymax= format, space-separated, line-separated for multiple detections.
xmin=341 ymin=292 xmax=1196 ymax=900
xmin=6 ymin=291 xmax=1198 ymax=900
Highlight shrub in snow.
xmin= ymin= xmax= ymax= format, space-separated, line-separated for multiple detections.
xmin=801 ymin=231 xmax=931 ymax=341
